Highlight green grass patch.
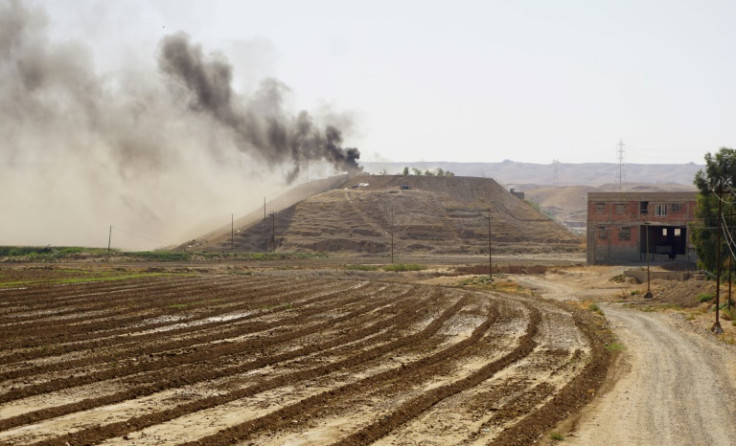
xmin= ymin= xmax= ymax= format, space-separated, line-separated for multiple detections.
xmin=606 ymin=341 xmax=625 ymax=352
xmin=550 ymin=431 xmax=565 ymax=441
xmin=589 ymin=303 xmax=603 ymax=314
xmin=0 ymin=245 xmax=328 ymax=263
xmin=698 ymin=293 xmax=715 ymax=303
xmin=630 ymin=290 xmax=640 ymax=296
xmin=0 ymin=269 xmax=180 ymax=289
xmin=382 ymin=263 xmax=427 ymax=272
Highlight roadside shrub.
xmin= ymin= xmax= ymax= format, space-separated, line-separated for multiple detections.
xmin=698 ymin=293 xmax=715 ymax=303
xmin=606 ymin=342 xmax=624 ymax=352
xmin=589 ymin=303 xmax=603 ymax=314
xmin=550 ymin=432 xmax=564 ymax=441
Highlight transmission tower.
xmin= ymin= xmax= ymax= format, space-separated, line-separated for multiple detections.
xmin=552 ymin=159 xmax=560 ymax=185
xmin=616 ymin=139 xmax=626 ymax=191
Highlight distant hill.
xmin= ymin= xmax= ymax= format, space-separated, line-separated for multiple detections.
xmin=362 ymin=161 xmax=702 ymax=187
xmin=521 ymin=183 xmax=696 ymax=234
xmin=183 ymin=175 xmax=581 ymax=255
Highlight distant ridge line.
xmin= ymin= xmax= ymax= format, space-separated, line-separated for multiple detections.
xmin=362 ymin=161 xmax=701 ymax=187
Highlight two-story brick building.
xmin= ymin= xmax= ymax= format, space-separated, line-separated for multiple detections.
xmin=586 ymin=191 xmax=698 ymax=265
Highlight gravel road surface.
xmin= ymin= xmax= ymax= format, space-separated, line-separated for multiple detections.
xmin=567 ymin=306 xmax=736 ymax=445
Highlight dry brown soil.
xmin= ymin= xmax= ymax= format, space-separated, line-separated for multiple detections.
xmin=0 ymin=264 xmax=610 ymax=445
xmin=518 ymin=266 xmax=736 ymax=446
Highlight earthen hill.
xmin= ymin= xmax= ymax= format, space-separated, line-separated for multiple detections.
xmin=182 ymin=175 xmax=582 ymax=255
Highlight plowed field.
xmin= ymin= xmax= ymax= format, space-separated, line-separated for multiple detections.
xmin=0 ymin=268 xmax=610 ymax=445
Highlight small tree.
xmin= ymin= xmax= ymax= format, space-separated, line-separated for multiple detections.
xmin=693 ymin=147 xmax=736 ymax=273
xmin=402 ymin=166 xmax=409 ymax=176
xmin=411 ymin=167 xmax=422 ymax=176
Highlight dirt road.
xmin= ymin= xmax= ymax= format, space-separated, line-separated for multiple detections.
xmin=566 ymin=306 xmax=736 ymax=446
xmin=523 ymin=268 xmax=736 ymax=446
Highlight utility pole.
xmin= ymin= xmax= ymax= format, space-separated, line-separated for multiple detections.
xmin=271 ymin=212 xmax=276 ymax=253
xmin=729 ymin=203 xmax=734 ymax=310
xmin=644 ymin=221 xmax=652 ymax=298
xmin=108 ymin=225 xmax=112 ymax=254
xmin=488 ymin=208 xmax=493 ymax=281
xmin=231 ymin=214 xmax=234 ymax=254
xmin=713 ymin=183 xmax=724 ymax=334
xmin=390 ymin=204 xmax=395 ymax=264
xmin=728 ymin=255 xmax=732 ymax=312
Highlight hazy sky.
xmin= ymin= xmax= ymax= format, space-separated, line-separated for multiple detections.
xmin=34 ymin=0 xmax=736 ymax=166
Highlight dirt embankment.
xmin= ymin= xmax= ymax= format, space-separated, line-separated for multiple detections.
xmin=187 ymin=175 xmax=582 ymax=255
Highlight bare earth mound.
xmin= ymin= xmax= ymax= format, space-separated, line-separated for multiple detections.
xmin=187 ymin=175 xmax=581 ymax=255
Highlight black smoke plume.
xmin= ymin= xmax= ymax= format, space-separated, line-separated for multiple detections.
xmin=158 ymin=32 xmax=361 ymax=178
xmin=0 ymin=0 xmax=361 ymax=249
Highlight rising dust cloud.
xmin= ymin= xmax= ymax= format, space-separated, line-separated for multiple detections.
xmin=0 ymin=0 xmax=361 ymax=250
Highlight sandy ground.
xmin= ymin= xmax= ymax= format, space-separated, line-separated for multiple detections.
xmin=525 ymin=267 xmax=736 ymax=446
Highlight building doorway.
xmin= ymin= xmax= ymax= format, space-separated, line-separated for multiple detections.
xmin=640 ymin=225 xmax=687 ymax=259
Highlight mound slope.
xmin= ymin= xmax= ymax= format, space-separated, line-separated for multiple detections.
xmin=185 ymin=175 xmax=581 ymax=255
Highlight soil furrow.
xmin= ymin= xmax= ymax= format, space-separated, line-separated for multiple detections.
xmin=27 ymin=289 xmax=461 ymax=446
xmin=0 ymin=278 xmax=358 ymax=369
xmin=0 ymin=281 xmax=377 ymax=403
xmin=488 ymin=306 xmax=611 ymax=446
xmin=0 ymin=285 xmax=428 ymax=435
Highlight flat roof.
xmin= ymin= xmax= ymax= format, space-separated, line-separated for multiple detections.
xmin=588 ymin=191 xmax=697 ymax=201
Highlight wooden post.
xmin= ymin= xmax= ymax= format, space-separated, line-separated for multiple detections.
xmin=271 ymin=212 xmax=276 ymax=253
xmin=644 ymin=222 xmax=652 ymax=298
xmin=714 ymin=183 xmax=724 ymax=333
xmin=390 ymin=205 xmax=394 ymax=264
xmin=488 ymin=208 xmax=493 ymax=281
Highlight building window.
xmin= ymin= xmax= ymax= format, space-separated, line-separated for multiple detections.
xmin=662 ymin=228 xmax=668 ymax=236
xmin=672 ymin=203 xmax=683 ymax=213
xmin=618 ymin=226 xmax=631 ymax=241
xmin=674 ymin=228 xmax=682 ymax=237
xmin=640 ymin=201 xmax=649 ymax=214
xmin=615 ymin=204 xmax=627 ymax=214
xmin=655 ymin=204 xmax=668 ymax=217
xmin=594 ymin=202 xmax=605 ymax=214
xmin=598 ymin=226 xmax=608 ymax=240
